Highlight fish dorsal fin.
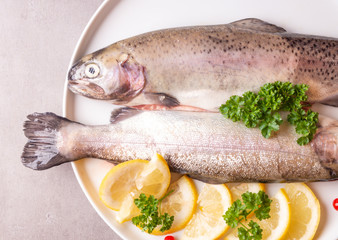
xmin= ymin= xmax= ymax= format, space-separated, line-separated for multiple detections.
xmin=230 ymin=18 xmax=286 ymax=33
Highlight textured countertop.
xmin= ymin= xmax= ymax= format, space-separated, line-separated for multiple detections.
xmin=0 ymin=1 xmax=121 ymax=239
xmin=3 ymin=1 xmax=338 ymax=240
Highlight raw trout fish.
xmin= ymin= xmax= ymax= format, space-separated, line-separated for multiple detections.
xmin=68 ymin=18 xmax=338 ymax=113
xmin=22 ymin=111 xmax=337 ymax=183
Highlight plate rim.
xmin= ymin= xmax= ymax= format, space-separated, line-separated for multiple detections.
xmin=62 ymin=0 xmax=127 ymax=239
xmin=61 ymin=1 xmax=338 ymax=239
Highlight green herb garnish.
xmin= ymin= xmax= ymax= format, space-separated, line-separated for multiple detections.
xmin=219 ymin=81 xmax=318 ymax=145
xmin=132 ymin=191 xmax=174 ymax=234
xmin=223 ymin=191 xmax=272 ymax=240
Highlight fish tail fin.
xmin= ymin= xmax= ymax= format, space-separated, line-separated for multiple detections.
xmin=21 ymin=112 xmax=73 ymax=170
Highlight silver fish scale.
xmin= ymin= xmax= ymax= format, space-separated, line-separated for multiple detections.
xmin=60 ymin=111 xmax=333 ymax=183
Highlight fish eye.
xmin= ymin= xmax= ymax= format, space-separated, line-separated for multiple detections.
xmin=85 ymin=63 xmax=100 ymax=78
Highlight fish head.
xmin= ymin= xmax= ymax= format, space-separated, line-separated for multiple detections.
xmin=312 ymin=117 xmax=338 ymax=174
xmin=68 ymin=46 xmax=146 ymax=104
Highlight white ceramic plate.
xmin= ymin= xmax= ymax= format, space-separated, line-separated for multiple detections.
xmin=63 ymin=0 xmax=338 ymax=239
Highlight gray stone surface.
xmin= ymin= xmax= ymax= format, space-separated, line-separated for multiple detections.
xmin=0 ymin=1 xmax=121 ymax=239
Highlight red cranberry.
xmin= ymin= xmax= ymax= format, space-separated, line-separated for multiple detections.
xmin=333 ymin=198 xmax=338 ymax=211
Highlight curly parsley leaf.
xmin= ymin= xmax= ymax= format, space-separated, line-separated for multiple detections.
xmin=248 ymin=221 xmax=263 ymax=240
xmin=132 ymin=193 xmax=174 ymax=234
xmin=253 ymin=191 xmax=272 ymax=221
xmin=287 ymin=108 xmax=318 ymax=145
xmin=219 ymin=81 xmax=318 ymax=145
xmin=223 ymin=199 xmax=247 ymax=228
xmin=238 ymin=221 xmax=263 ymax=240
xmin=223 ymin=191 xmax=272 ymax=240
xmin=258 ymin=112 xmax=283 ymax=138
xmin=219 ymin=95 xmax=244 ymax=122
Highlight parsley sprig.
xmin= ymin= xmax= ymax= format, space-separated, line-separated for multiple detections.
xmin=219 ymin=81 xmax=318 ymax=145
xmin=223 ymin=191 xmax=272 ymax=240
xmin=132 ymin=190 xmax=174 ymax=234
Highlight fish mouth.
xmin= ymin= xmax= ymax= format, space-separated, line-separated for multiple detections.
xmin=68 ymin=79 xmax=106 ymax=99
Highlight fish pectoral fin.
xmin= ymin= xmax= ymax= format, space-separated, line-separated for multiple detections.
xmin=319 ymin=93 xmax=338 ymax=107
xmin=110 ymin=107 xmax=141 ymax=123
xmin=230 ymin=18 xmax=286 ymax=33
xmin=144 ymin=92 xmax=180 ymax=107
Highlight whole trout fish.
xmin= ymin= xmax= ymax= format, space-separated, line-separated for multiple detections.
xmin=22 ymin=111 xmax=337 ymax=183
xmin=68 ymin=18 xmax=338 ymax=112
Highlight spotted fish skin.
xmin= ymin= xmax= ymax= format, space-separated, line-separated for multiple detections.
xmin=68 ymin=18 xmax=338 ymax=110
xmin=21 ymin=111 xmax=337 ymax=183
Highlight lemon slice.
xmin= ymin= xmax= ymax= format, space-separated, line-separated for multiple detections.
xmin=135 ymin=153 xmax=171 ymax=197
xmin=99 ymin=153 xmax=171 ymax=223
xmin=224 ymin=188 xmax=290 ymax=240
xmin=99 ymin=159 xmax=148 ymax=211
xmin=116 ymin=191 xmax=141 ymax=223
xmin=259 ymin=188 xmax=290 ymax=239
xmin=182 ymin=184 xmax=232 ymax=240
xmin=152 ymin=175 xmax=198 ymax=235
xmin=284 ymin=183 xmax=320 ymax=240
xmin=228 ymin=183 xmax=265 ymax=202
